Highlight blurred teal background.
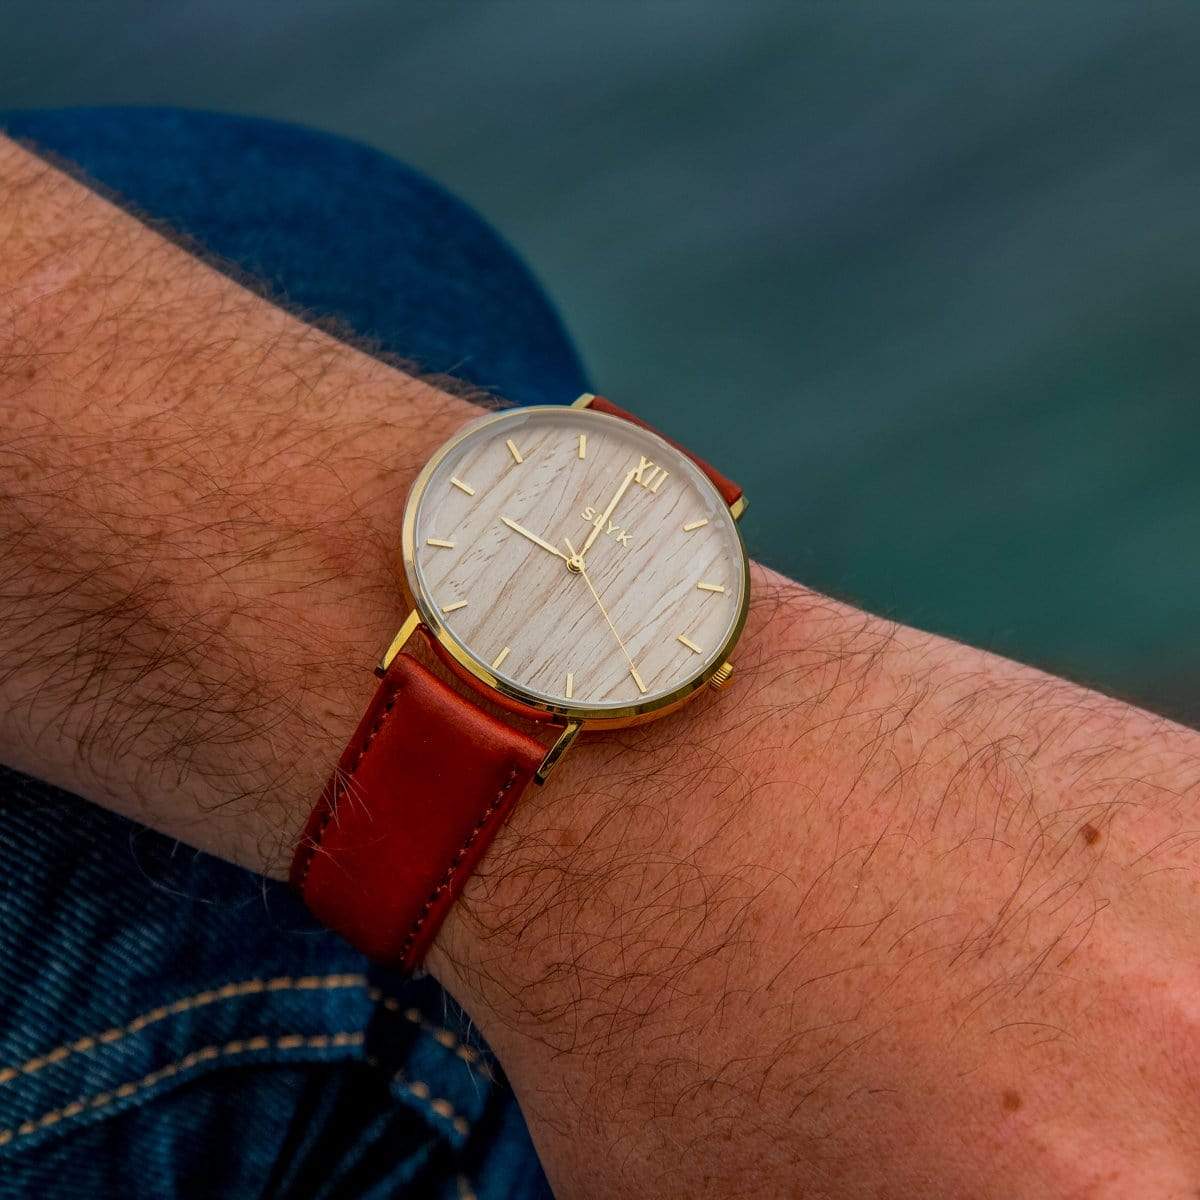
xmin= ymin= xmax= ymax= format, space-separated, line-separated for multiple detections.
xmin=2 ymin=2 xmax=1197 ymax=722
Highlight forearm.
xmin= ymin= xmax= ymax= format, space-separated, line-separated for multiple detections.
xmin=0 ymin=135 xmax=476 ymax=868
xmin=4 ymin=137 xmax=1200 ymax=1198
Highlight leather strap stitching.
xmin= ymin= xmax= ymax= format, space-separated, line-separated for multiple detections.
xmin=294 ymin=678 xmax=403 ymax=898
xmin=397 ymin=764 xmax=521 ymax=964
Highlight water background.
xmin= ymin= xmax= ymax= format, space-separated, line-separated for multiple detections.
xmin=3 ymin=2 xmax=1197 ymax=721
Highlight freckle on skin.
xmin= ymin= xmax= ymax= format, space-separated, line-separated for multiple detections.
xmin=1081 ymin=823 xmax=1101 ymax=845
xmin=1001 ymin=1090 xmax=1022 ymax=1112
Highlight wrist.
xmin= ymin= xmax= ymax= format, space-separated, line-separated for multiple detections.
xmin=423 ymin=566 xmax=833 ymax=1014
xmin=421 ymin=570 xmax=923 ymax=1196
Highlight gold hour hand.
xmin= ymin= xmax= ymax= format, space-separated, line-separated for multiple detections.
xmin=500 ymin=515 xmax=571 ymax=563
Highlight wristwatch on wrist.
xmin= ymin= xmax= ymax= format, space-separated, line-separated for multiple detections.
xmin=289 ymin=393 xmax=750 ymax=969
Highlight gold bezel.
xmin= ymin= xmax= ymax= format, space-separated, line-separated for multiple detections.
xmin=399 ymin=404 xmax=750 ymax=728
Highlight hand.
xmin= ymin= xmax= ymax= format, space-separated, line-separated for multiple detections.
xmin=579 ymin=465 xmax=636 ymax=558
xmin=563 ymin=535 xmax=647 ymax=693
xmin=500 ymin=514 xmax=571 ymax=564
xmin=439 ymin=575 xmax=1200 ymax=1198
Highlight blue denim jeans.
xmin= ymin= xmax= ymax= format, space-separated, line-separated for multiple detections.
xmin=0 ymin=107 xmax=588 ymax=1199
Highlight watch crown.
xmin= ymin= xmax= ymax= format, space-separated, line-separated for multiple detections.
xmin=708 ymin=661 xmax=735 ymax=691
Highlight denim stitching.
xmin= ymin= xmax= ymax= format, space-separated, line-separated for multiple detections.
xmin=0 ymin=973 xmax=368 ymax=1087
xmin=383 ymin=1068 xmax=473 ymax=1138
xmin=366 ymin=987 xmax=493 ymax=1079
xmin=0 ymin=1031 xmax=365 ymax=1148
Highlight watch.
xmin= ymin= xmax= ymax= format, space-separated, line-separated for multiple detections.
xmin=289 ymin=393 xmax=750 ymax=968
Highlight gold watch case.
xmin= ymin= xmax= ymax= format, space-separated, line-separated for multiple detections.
xmin=379 ymin=395 xmax=750 ymax=777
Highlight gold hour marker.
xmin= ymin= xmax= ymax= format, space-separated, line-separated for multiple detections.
xmin=450 ymin=476 xmax=476 ymax=496
xmin=697 ymin=582 xmax=725 ymax=593
xmin=631 ymin=666 xmax=648 ymax=694
xmin=677 ymin=634 xmax=703 ymax=654
xmin=633 ymin=456 xmax=669 ymax=493
xmin=578 ymin=433 xmax=586 ymax=459
xmin=441 ymin=600 xmax=469 ymax=613
xmin=683 ymin=518 xmax=708 ymax=532
xmin=565 ymin=672 xmax=574 ymax=699
xmin=426 ymin=537 xmax=455 ymax=548
xmin=506 ymin=438 xmax=524 ymax=464
xmin=491 ymin=646 xmax=511 ymax=670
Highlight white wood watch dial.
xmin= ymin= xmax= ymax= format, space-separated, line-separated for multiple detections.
xmin=404 ymin=405 xmax=747 ymax=713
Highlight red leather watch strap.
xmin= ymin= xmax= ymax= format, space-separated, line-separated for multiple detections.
xmin=290 ymin=652 xmax=545 ymax=969
xmin=587 ymin=393 xmax=743 ymax=508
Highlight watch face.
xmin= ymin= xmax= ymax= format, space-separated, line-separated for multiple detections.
xmin=402 ymin=404 xmax=748 ymax=719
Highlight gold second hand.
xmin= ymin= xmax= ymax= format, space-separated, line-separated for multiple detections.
xmin=564 ymin=536 xmax=647 ymax=695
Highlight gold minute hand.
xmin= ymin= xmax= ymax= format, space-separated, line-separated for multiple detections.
xmin=581 ymin=467 xmax=636 ymax=557
xmin=564 ymin=536 xmax=648 ymax=695
xmin=500 ymin=515 xmax=571 ymax=562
